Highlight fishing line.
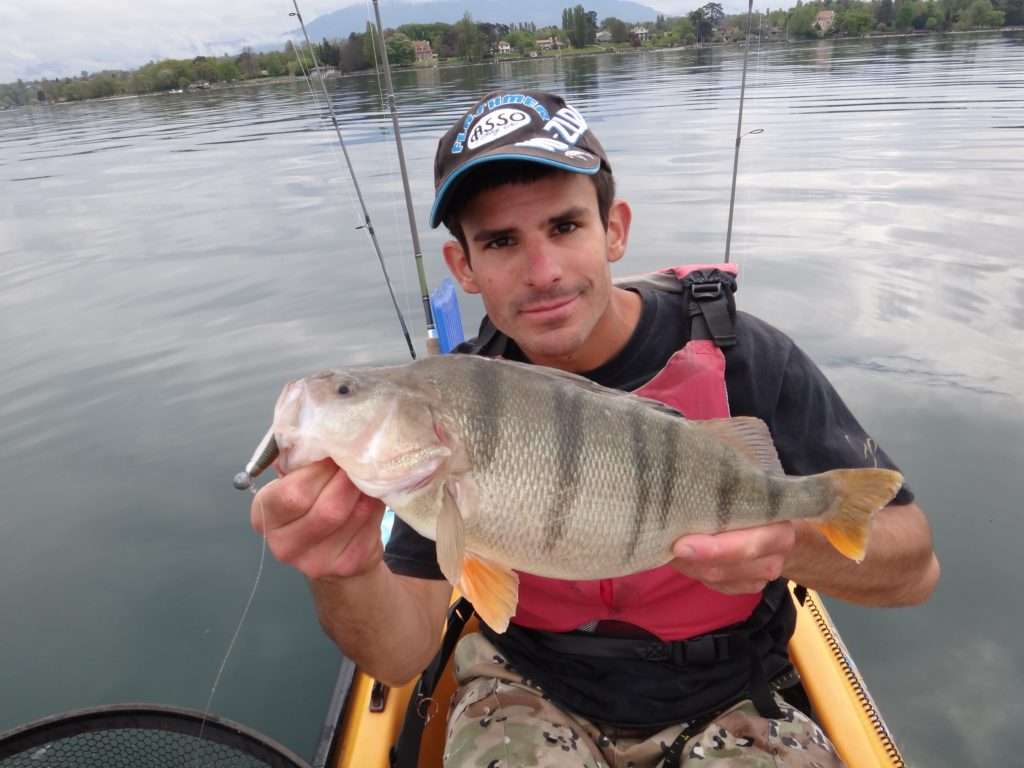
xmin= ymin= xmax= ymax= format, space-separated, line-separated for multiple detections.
xmin=363 ymin=0 xmax=420 ymax=327
xmin=194 ymin=485 xmax=267 ymax=761
xmin=724 ymin=0 xmax=759 ymax=263
xmin=291 ymin=75 xmax=388 ymax=315
xmin=365 ymin=0 xmax=388 ymax=114
xmin=288 ymin=39 xmax=370 ymax=260
xmin=292 ymin=37 xmax=317 ymax=97
xmin=287 ymin=41 xmax=379 ymax=327
xmin=289 ymin=0 xmax=417 ymax=360
xmin=368 ymin=0 xmax=440 ymax=356
xmin=202 ymin=1 xmax=436 ymax=752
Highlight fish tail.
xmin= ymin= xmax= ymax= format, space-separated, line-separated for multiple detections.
xmin=812 ymin=468 xmax=903 ymax=562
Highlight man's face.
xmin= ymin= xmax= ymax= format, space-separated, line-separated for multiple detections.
xmin=442 ymin=171 xmax=630 ymax=368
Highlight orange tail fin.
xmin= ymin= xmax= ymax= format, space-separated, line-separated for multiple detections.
xmin=813 ymin=468 xmax=903 ymax=562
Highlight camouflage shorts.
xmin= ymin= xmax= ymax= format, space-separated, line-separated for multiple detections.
xmin=443 ymin=633 xmax=844 ymax=768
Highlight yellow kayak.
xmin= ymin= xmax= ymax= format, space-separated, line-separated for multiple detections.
xmin=327 ymin=584 xmax=904 ymax=768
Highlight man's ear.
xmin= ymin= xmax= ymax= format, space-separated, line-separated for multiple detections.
xmin=606 ymin=199 xmax=632 ymax=264
xmin=442 ymin=239 xmax=480 ymax=294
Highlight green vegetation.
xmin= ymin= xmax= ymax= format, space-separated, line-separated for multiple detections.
xmin=562 ymin=5 xmax=599 ymax=47
xmin=3 ymin=0 xmax=1021 ymax=109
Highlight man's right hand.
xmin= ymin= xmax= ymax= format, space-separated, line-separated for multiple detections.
xmin=251 ymin=458 xmax=385 ymax=581
xmin=251 ymin=457 xmax=452 ymax=684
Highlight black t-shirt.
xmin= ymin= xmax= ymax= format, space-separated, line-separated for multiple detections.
xmin=384 ymin=285 xmax=913 ymax=580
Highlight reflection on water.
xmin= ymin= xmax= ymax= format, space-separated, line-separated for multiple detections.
xmin=0 ymin=32 xmax=1022 ymax=763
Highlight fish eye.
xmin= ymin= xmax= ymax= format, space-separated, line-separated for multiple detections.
xmin=337 ymin=383 xmax=352 ymax=396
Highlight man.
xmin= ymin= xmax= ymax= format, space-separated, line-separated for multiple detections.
xmin=252 ymin=90 xmax=938 ymax=767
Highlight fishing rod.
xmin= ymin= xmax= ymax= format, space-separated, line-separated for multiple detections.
xmin=724 ymin=0 xmax=762 ymax=263
xmin=288 ymin=0 xmax=417 ymax=360
xmin=234 ymin=7 xmax=442 ymax=755
xmin=235 ymin=1 xmax=442 ymax=491
xmin=369 ymin=0 xmax=440 ymax=356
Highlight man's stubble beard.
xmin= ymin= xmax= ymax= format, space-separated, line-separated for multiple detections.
xmin=515 ymin=280 xmax=612 ymax=364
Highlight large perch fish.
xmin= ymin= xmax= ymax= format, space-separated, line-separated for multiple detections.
xmin=266 ymin=355 xmax=902 ymax=632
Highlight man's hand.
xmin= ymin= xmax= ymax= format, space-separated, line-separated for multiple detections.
xmin=251 ymin=458 xmax=385 ymax=581
xmin=671 ymin=502 xmax=939 ymax=606
xmin=251 ymin=458 xmax=452 ymax=684
xmin=671 ymin=522 xmax=797 ymax=595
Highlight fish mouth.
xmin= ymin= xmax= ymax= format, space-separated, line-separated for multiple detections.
xmin=271 ymin=378 xmax=342 ymax=473
xmin=274 ymin=379 xmax=311 ymax=424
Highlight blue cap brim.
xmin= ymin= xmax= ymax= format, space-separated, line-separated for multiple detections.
xmin=429 ymin=150 xmax=601 ymax=229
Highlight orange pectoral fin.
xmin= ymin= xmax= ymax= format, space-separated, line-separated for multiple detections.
xmin=458 ymin=555 xmax=520 ymax=634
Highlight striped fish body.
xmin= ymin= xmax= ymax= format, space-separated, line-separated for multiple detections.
xmin=271 ymin=355 xmax=902 ymax=631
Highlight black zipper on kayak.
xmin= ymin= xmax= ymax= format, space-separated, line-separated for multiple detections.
xmin=803 ymin=591 xmax=906 ymax=767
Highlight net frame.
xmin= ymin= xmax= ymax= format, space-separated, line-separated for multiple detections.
xmin=0 ymin=703 xmax=312 ymax=767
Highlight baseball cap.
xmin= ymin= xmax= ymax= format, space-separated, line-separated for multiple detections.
xmin=429 ymin=90 xmax=610 ymax=229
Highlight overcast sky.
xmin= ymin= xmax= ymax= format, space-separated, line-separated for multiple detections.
xmin=0 ymin=0 xmax=702 ymax=84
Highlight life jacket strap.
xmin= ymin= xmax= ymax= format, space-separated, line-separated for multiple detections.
xmin=681 ymin=268 xmax=738 ymax=348
xmin=389 ymin=598 xmax=475 ymax=768
xmin=514 ymin=626 xmax=740 ymax=666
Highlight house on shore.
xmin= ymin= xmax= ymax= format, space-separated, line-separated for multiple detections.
xmin=413 ymin=40 xmax=436 ymax=64
xmin=815 ymin=10 xmax=836 ymax=32
xmin=631 ymin=25 xmax=651 ymax=42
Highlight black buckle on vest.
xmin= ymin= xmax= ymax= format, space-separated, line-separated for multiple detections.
xmin=683 ymin=269 xmax=737 ymax=349
xmin=637 ymin=642 xmax=671 ymax=662
xmin=635 ymin=634 xmax=735 ymax=665
xmin=690 ymin=280 xmax=723 ymax=301
xmin=671 ymin=634 xmax=732 ymax=665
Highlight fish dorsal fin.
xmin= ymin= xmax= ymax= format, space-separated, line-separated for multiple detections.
xmin=485 ymin=358 xmax=685 ymax=419
xmin=459 ymin=554 xmax=520 ymax=634
xmin=692 ymin=417 xmax=785 ymax=475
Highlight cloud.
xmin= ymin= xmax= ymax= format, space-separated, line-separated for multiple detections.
xmin=0 ymin=0 xmax=351 ymax=82
xmin=0 ymin=0 xmax=751 ymax=82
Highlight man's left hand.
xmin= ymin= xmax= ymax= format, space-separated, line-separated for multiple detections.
xmin=671 ymin=522 xmax=797 ymax=595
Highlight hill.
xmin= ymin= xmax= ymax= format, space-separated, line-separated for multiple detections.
xmin=297 ymin=0 xmax=664 ymax=40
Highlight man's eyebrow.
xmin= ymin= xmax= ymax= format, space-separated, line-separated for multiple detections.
xmin=471 ymin=206 xmax=592 ymax=243
xmin=472 ymin=226 xmax=515 ymax=243
xmin=548 ymin=206 xmax=589 ymax=224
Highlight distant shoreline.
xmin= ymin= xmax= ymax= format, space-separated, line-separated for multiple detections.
xmin=159 ymin=26 xmax=1024 ymax=91
xmin=155 ymin=26 xmax=1024 ymax=89
xmin=9 ymin=26 xmax=1022 ymax=109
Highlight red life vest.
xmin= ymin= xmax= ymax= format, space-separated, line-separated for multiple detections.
xmin=510 ymin=263 xmax=762 ymax=642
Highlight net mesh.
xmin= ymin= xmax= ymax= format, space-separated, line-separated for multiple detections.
xmin=0 ymin=705 xmax=310 ymax=768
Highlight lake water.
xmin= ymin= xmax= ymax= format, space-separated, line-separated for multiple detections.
xmin=1 ymin=31 xmax=1022 ymax=765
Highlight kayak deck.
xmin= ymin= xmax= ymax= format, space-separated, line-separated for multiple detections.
xmin=329 ymin=584 xmax=905 ymax=768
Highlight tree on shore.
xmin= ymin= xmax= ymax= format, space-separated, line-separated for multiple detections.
xmin=689 ymin=3 xmax=724 ymax=44
xmin=955 ymin=0 xmax=1005 ymax=26
xmin=997 ymin=0 xmax=1023 ymax=24
xmin=0 ymin=80 xmax=32 ymax=107
xmin=506 ymin=29 xmax=536 ymax=54
xmin=672 ymin=17 xmax=698 ymax=44
xmin=560 ymin=5 xmax=598 ymax=48
xmin=877 ymin=0 xmax=895 ymax=27
xmin=786 ymin=3 xmax=820 ymax=37
xmin=386 ymin=32 xmax=417 ymax=66
xmin=836 ymin=4 xmax=876 ymax=35
xmin=4 ymin=0 xmax=1022 ymax=108
xmin=340 ymin=32 xmax=370 ymax=72
xmin=455 ymin=12 xmax=483 ymax=62
xmin=602 ymin=16 xmax=631 ymax=42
